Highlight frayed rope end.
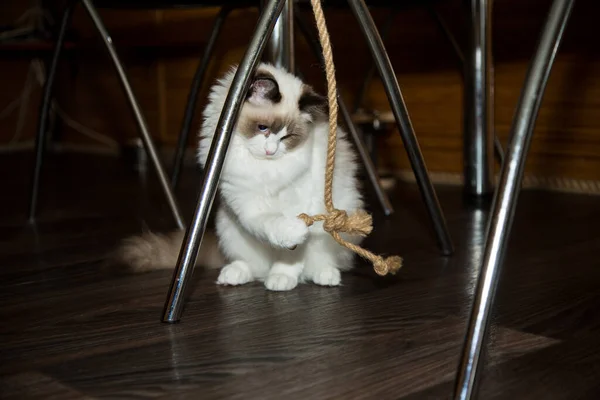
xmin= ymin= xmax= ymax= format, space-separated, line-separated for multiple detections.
xmin=373 ymin=255 xmax=403 ymax=276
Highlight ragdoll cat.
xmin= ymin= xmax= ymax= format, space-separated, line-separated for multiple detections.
xmin=117 ymin=63 xmax=364 ymax=291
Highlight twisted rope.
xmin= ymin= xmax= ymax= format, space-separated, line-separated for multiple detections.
xmin=297 ymin=0 xmax=402 ymax=276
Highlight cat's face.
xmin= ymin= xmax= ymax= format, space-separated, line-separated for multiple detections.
xmin=236 ymin=67 xmax=327 ymax=160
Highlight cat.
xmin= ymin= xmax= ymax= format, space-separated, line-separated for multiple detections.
xmin=117 ymin=63 xmax=364 ymax=291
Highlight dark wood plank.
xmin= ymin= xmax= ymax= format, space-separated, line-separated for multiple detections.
xmin=0 ymin=372 xmax=92 ymax=400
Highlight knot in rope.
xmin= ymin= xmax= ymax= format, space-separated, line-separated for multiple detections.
xmin=299 ymin=209 xmax=373 ymax=236
xmin=324 ymin=209 xmax=352 ymax=233
xmin=373 ymin=255 xmax=404 ymax=276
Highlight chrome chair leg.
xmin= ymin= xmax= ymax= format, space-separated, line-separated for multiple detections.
xmin=266 ymin=0 xmax=294 ymax=73
xmin=171 ymin=7 xmax=231 ymax=190
xmin=339 ymin=97 xmax=394 ymax=216
xmin=347 ymin=0 xmax=454 ymax=256
xmin=464 ymin=0 xmax=494 ymax=197
xmin=453 ymin=1 xmax=575 ymax=398
xmin=82 ymin=0 xmax=184 ymax=230
xmin=493 ymin=135 xmax=504 ymax=165
xmin=352 ymin=7 xmax=397 ymax=113
xmin=294 ymin=8 xmax=394 ymax=216
xmin=162 ymin=0 xmax=286 ymax=323
xmin=28 ymin=2 xmax=74 ymax=222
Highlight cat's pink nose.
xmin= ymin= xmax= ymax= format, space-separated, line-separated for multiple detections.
xmin=265 ymin=142 xmax=278 ymax=156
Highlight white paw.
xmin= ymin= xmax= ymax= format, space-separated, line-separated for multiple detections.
xmin=267 ymin=217 xmax=309 ymax=249
xmin=265 ymin=273 xmax=298 ymax=291
xmin=217 ymin=261 xmax=253 ymax=286
xmin=311 ymin=267 xmax=341 ymax=287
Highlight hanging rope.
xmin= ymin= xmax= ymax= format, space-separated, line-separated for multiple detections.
xmin=297 ymin=0 xmax=402 ymax=276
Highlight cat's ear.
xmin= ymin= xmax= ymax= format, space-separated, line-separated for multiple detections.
xmin=246 ymin=71 xmax=282 ymax=106
xmin=298 ymin=86 xmax=328 ymax=122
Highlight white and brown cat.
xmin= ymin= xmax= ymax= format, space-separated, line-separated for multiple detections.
xmin=118 ymin=63 xmax=364 ymax=291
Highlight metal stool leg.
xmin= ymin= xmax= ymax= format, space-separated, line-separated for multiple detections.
xmin=453 ymin=1 xmax=575 ymax=398
xmin=339 ymin=98 xmax=394 ymax=216
xmin=28 ymin=3 xmax=74 ymax=222
xmin=294 ymin=9 xmax=394 ymax=216
xmin=493 ymin=135 xmax=504 ymax=165
xmin=353 ymin=7 xmax=397 ymax=113
xmin=348 ymin=0 xmax=454 ymax=256
xmin=464 ymin=0 xmax=494 ymax=197
xmin=265 ymin=0 xmax=294 ymax=72
xmin=171 ymin=7 xmax=231 ymax=190
xmin=81 ymin=0 xmax=184 ymax=230
xmin=162 ymin=0 xmax=285 ymax=323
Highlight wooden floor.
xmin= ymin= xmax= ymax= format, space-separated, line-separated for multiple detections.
xmin=1 ymin=153 xmax=600 ymax=399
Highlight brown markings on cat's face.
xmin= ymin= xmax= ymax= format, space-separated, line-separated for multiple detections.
xmin=237 ymin=72 xmax=327 ymax=157
xmin=298 ymin=85 xmax=328 ymax=122
xmin=284 ymin=120 xmax=309 ymax=151
xmin=238 ymin=112 xmax=309 ymax=152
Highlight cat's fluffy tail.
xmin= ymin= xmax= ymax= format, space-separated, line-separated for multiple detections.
xmin=114 ymin=230 xmax=223 ymax=273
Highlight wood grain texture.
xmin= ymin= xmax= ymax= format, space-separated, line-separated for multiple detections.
xmin=0 ymin=373 xmax=93 ymax=400
xmin=0 ymin=154 xmax=599 ymax=399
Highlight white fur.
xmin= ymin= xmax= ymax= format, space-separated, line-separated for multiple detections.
xmin=199 ymin=63 xmax=364 ymax=290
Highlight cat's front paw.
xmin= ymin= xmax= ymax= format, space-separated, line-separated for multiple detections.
xmin=265 ymin=273 xmax=298 ymax=291
xmin=303 ymin=265 xmax=342 ymax=287
xmin=267 ymin=217 xmax=309 ymax=249
xmin=312 ymin=266 xmax=342 ymax=287
xmin=217 ymin=261 xmax=253 ymax=286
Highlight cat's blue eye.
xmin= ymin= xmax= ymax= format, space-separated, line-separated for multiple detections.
xmin=258 ymin=124 xmax=269 ymax=132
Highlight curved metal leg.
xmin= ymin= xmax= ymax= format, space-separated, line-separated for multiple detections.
xmin=162 ymin=0 xmax=286 ymax=323
xmin=464 ymin=0 xmax=494 ymax=197
xmin=28 ymin=2 xmax=75 ymax=222
xmin=265 ymin=0 xmax=294 ymax=73
xmin=347 ymin=0 xmax=454 ymax=256
xmin=81 ymin=0 xmax=184 ymax=230
xmin=338 ymin=97 xmax=394 ymax=216
xmin=353 ymin=7 xmax=397 ymax=113
xmin=453 ymin=1 xmax=575 ymax=398
xmin=294 ymin=9 xmax=393 ymax=216
xmin=171 ymin=7 xmax=231 ymax=190
xmin=493 ymin=135 xmax=504 ymax=165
